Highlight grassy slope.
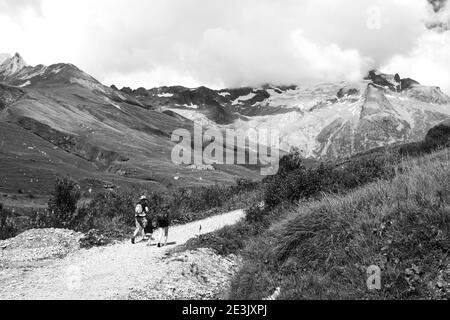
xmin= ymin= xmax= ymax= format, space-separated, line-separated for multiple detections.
xmin=230 ymin=149 xmax=450 ymax=300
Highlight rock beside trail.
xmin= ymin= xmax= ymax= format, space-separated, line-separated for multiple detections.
xmin=128 ymin=248 xmax=242 ymax=300
xmin=0 ymin=228 xmax=84 ymax=263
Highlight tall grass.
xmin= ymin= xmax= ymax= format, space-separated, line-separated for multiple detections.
xmin=230 ymin=149 xmax=450 ymax=300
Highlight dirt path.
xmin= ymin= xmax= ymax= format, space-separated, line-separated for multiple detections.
xmin=0 ymin=210 xmax=244 ymax=300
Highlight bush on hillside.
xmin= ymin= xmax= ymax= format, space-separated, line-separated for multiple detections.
xmin=236 ymin=178 xmax=258 ymax=191
xmin=47 ymin=177 xmax=81 ymax=228
xmin=245 ymin=204 xmax=269 ymax=225
xmin=263 ymin=149 xmax=397 ymax=209
xmin=425 ymin=122 xmax=450 ymax=147
xmin=0 ymin=203 xmax=17 ymax=240
xmin=75 ymin=190 xmax=134 ymax=238
xmin=27 ymin=209 xmax=58 ymax=229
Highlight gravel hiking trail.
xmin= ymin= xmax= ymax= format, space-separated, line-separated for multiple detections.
xmin=0 ymin=210 xmax=244 ymax=300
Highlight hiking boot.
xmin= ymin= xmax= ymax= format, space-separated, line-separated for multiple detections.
xmin=131 ymin=237 xmax=135 ymax=244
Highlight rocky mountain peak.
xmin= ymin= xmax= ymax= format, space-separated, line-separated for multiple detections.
xmin=13 ymin=52 xmax=24 ymax=60
xmin=0 ymin=52 xmax=28 ymax=78
xmin=365 ymin=70 xmax=421 ymax=92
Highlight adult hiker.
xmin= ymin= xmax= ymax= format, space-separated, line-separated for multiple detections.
xmin=131 ymin=195 xmax=150 ymax=244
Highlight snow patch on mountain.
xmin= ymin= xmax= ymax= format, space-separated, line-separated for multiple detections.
xmin=18 ymin=65 xmax=48 ymax=80
xmin=232 ymin=93 xmax=257 ymax=105
xmin=104 ymin=97 xmax=123 ymax=111
xmin=157 ymin=93 xmax=174 ymax=98
xmin=18 ymin=81 xmax=31 ymax=88
xmin=175 ymin=103 xmax=199 ymax=109
xmin=167 ymin=108 xmax=219 ymax=128
xmin=50 ymin=66 xmax=64 ymax=75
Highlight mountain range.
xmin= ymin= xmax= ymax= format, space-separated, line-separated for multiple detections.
xmin=1 ymin=52 xmax=450 ymax=199
xmin=118 ymin=70 xmax=450 ymax=160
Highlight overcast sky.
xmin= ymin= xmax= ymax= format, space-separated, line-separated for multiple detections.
xmin=0 ymin=0 xmax=449 ymax=92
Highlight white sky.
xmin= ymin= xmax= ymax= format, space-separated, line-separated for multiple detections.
xmin=0 ymin=0 xmax=449 ymax=93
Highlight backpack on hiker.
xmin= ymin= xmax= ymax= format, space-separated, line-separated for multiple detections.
xmin=135 ymin=203 xmax=144 ymax=215
xmin=135 ymin=196 xmax=148 ymax=217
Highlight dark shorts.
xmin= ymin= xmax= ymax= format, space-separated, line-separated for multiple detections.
xmin=157 ymin=216 xmax=170 ymax=229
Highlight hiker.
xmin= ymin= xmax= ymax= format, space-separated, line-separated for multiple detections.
xmin=146 ymin=209 xmax=170 ymax=248
xmin=156 ymin=210 xmax=170 ymax=248
xmin=131 ymin=196 xmax=150 ymax=244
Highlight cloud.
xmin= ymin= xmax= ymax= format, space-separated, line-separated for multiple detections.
xmin=78 ymin=0 xmax=430 ymax=88
xmin=0 ymin=0 xmax=449 ymax=90
xmin=383 ymin=31 xmax=450 ymax=95
xmin=426 ymin=0 xmax=450 ymax=30
xmin=382 ymin=1 xmax=450 ymax=94
xmin=428 ymin=0 xmax=448 ymax=12
xmin=0 ymin=0 xmax=42 ymax=16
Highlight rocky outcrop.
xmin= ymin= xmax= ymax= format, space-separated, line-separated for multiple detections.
xmin=366 ymin=70 xmax=421 ymax=93
xmin=0 ymin=84 xmax=24 ymax=110
xmin=366 ymin=70 xmax=400 ymax=91
xmin=337 ymin=87 xmax=360 ymax=99
xmin=401 ymin=78 xmax=420 ymax=91
xmin=406 ymin=86 xmax=450 ymax=104
xmin=120 ymin=87 xmax=133 ymax=95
